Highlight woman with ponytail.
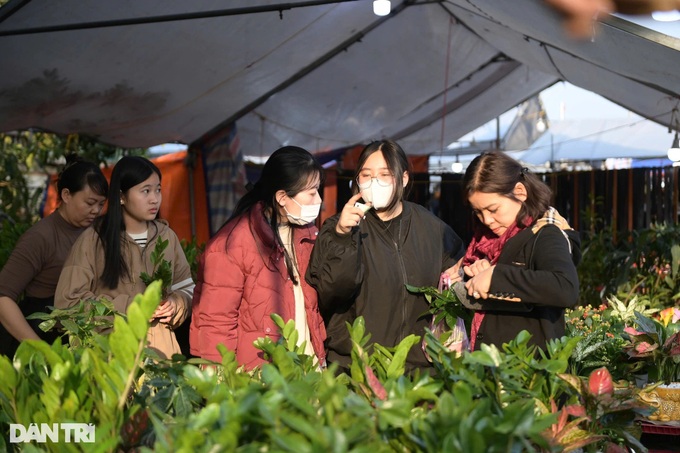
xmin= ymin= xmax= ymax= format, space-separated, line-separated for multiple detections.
xmin=190 ymin=146 xmax=327 ymax=369
xmin=449 ymin=151 xmax=581 ymax=351
xmin=55 ymin=156 xmax=194 ymax=359
xmin=0 ymin=155 xmax=108 ymax=357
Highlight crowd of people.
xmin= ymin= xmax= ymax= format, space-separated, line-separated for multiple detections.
xmin=0 ymin=141 xmax=581 ymax=372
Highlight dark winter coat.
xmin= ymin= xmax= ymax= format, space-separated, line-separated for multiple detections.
xmin=472 ymin=224 xmax=581 ymax=350
xmin=306 ymin=201 xmax=465 ymax=372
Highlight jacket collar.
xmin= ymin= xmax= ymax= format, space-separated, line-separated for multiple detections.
xmin=121 ymin=219 xmax=164 ymax=246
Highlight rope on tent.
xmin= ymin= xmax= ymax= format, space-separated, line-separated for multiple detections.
xmin=439 ymin=17 xmax=455 ymax=167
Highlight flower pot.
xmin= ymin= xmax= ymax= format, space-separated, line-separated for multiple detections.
xmin=633 ymin=373 xmax=648 ymax=388
xmin=637 ymin=383 xmax=680 ymax=421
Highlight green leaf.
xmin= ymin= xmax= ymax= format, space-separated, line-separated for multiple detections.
xmin=281 ymin=412 xmax=318 ymax=440
xmin=283 ymin=318 xmax=295 ymax=339
xmin=126 ymin=303 xmax=148 ymax=341
xmin=192 ymin=403 xmax=221 ymax=430
xmin=137 ymin=281 xmax=163 ymax=320
xmin=386 ymin=334 xmax=420 ymax=378
xmin=0 ymin=356 xmax=16 ymax=390
xmin=109 ymin=317 xmax=139 ymax=370
xmin=18 ymin=339 xmax=64 ymax=368
xmin=466 ymin=346 xmax=502 ymax=368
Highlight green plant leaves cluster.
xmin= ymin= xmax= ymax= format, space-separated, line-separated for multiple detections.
xmin=139 ymin=237 xmax=172 ymax=295
xmin=0 ymin=285 xmax=653 ymax=452
xmin=0 ymin=282 xmax=162 ymax=452
xmin=579 ymin=223 xmax=680 ymax=310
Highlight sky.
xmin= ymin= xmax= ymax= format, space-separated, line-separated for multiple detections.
xmin=454 ymin=13 xmax=679 ymax=148
xmin=456 ymin=81 xmax=635 ymax=146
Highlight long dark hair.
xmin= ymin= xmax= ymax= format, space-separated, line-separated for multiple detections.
xmin=354 ymin=139 xmax=411 ymax=213
xmin=227 ymin=146 xmax=323 ymax=284
xmin=57 ymin=154 xmax=108 ymax=201
xmin=96 ymin=156 xmax=162 ymax=289
xmin=463 ymin=151 xmax=552 ymax=227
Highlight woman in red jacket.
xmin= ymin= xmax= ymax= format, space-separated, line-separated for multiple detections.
xmin=190 ymin=146 xmax=326 ymax=369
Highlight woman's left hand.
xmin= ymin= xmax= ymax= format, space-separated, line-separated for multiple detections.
xmin=463 ymin=258 xmax=491 ymax=278
xmin=464 ymin=265 xmax=495 ymax=299
xmin=151 ymin=295 xmax=178 ymax=323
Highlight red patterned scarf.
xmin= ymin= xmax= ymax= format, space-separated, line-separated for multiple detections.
xmin=465 ymin=220 xmax=527 ymax=350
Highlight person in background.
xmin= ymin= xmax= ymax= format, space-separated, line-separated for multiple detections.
xmin=0 ymin=155 xmax=108 ymax=357
xmin=450 ymin=150 xmax=580 ymax=351
xmin=306 ymin=139 xmax=465 ymax=374
xmin=55 ymin=156 xmax=194 ymax=359
xmin=190 ymin=146 xmax=327 ymax=369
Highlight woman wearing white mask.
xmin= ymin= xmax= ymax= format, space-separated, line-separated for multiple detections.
xmin=190 ymin=146 xmax=326 ymax=369
xmin=307 ymin=140 xmax=465 ymax=374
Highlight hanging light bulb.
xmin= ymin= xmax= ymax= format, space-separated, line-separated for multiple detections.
xmin=536 ymin=117 xmax=546 ymax=133
xmin=668 ymin=131 xmax=680 ymax=162
xmin=373 ymin=0 xmax=391 ymax=16
xmin=451 ymin=155 xmax=463 ymax=173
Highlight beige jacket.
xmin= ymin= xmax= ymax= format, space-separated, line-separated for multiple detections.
xmin=55 ymin=220 xmax=194 ymax=358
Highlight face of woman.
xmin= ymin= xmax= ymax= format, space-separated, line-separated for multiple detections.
xmin=357 ymin=151 xmax=408 ymax=211
xmin=278 ymin=173 xmax=322 ymax=223
xmin=468 ymin=184 xmax=526 ymax=237
xmin=60 ymin=185 xmax=107 ymax=228
xmin=121 ymin=173 xmax=162 ymax=233
xmin=290 ymin=174 xmax=322 ymax=208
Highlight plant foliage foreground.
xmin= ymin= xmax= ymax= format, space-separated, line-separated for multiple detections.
xmin=0 ymin=284 xmax=653 ymax=453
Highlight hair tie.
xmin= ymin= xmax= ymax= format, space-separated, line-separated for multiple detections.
xmin=520 ymin=167 xmax=529 ymax=176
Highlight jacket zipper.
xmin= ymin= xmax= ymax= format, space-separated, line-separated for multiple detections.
xmin=394 ymin=230 xmax=408 ymax=342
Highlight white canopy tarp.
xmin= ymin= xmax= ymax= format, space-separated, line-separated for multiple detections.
xmin=0 ymin=0 xmax=678 ymax=157
xmin=508 ymin=116 xmax=672 ymax=165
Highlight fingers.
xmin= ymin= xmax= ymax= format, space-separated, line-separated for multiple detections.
xmin=151 ymin=299 xmax=176 ymax=323
xmin=443 ymin=260 xmax=464 ymax=283
xmin=464 ymin=259 xmax=491 ymax=277
xmin=464 ymin=265 xmax=495 ymax=300
xmin=347 ymin=192 xmax=364 ymax=206
xmin=336 ymin=193 xmax=370 ymax=235
xmin=465 ymin=281 xmax=487 ymax=300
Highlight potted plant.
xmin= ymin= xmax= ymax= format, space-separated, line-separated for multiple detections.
xmin=623 ymin=308 xmax=680 ymax=421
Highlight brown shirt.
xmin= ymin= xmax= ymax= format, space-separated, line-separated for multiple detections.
xmin=0 ymin=211 xmax=84 ymax=301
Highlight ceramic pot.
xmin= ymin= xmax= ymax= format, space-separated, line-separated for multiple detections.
xmin=637 ymin=384 xmax=680 ymax=421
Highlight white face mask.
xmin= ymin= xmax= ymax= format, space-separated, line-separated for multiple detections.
xmin=359 ymin=180 xmax=394 ymax=210
xmin=284 ymin=197 xmax=321 ymax=225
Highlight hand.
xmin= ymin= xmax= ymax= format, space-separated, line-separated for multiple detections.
xmin=151 ymin=295 xmax=178 ymax=324
xmin=335 ymin=192 xmax=371 ymax=235
xmin=443 ymin=258 xmax=465 ymax=283
xmin=464 ymin=265 xmax=495 ymax=299
xmin=543 ymin=0 xmax=614 ymax=39
xmin=553 ymin=208 xmax=572 ymax=230
xmin=463 ymin=258 xmax=491 ymax=278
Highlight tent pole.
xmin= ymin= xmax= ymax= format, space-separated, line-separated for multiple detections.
xmin=495 ymin=117 xmax=500 ymax=150
xmin=186 ymin=147 xmax=198 ymax=238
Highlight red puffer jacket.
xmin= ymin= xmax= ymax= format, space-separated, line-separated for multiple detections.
xmin=190 ymin=203 xmax=326 ymax=369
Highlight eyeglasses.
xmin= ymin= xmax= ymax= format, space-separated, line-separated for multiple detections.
xmin=356 ymin=172 xmax=394 ymax=189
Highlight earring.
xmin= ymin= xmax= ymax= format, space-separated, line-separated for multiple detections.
xmin=120 ymin=200 xmax=124 ymax=205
